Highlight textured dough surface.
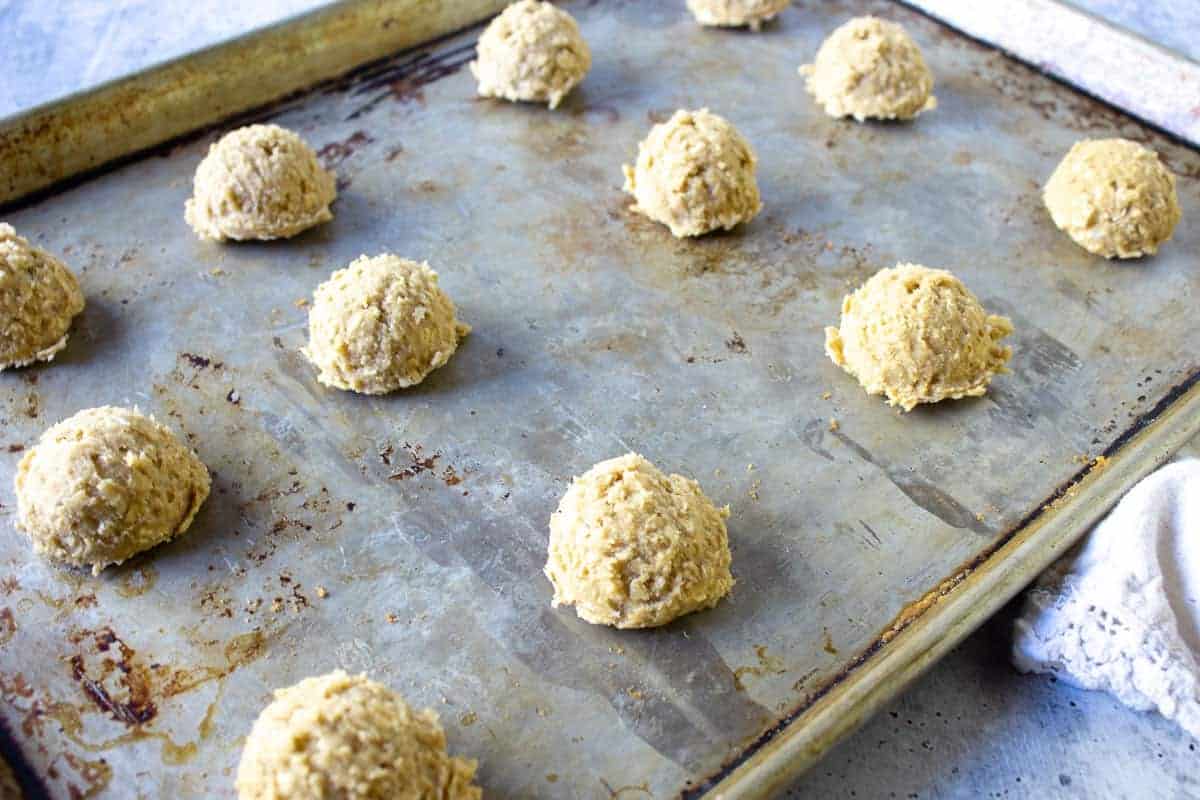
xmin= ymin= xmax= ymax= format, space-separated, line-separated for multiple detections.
xmin=303 ymin=254 xmax=470 ymax=394
xmin=545 ymin=453 xmax=734 ymax=629
xmin=236 ymin=670 xmax=481 ymax=800
xmin=622 ymin=108 xmax=762 ymax=238
xmin=470 ymin=0 xmax=591 ymax=109
xmin=1043 ymin=138 xmax=1181 ymax=259
xmin=0 ymin=223 xmax=85 ymax=370
xmin=800 ymin=16 xmax=936 ymax=121
xmin=185 ymin=124 xmax=336 ymax=241
xmin=16 ymin=406 xmax=210 ymax=574
xmin=686 ymin=0 xmax=790 ymax=30
xmin=825 ymin=264 xmax=1013 ymax=411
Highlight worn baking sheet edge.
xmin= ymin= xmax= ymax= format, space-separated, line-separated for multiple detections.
xmin=704 ymin=372 xmax=1200 ymax=799
xmin=0 ymin=0 xmax=508 ymax=208
xmin=901 ymin=0 xmax=1200 ymax=147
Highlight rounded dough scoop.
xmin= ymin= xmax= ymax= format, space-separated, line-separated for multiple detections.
xmin=825 ymin=264 xmax=1013 ymax=411
xmin=236 ymin=670 xmax=481 ymax=800
xmin=1043 ymin=138 xmax=1181 ymax=259
xmin=622 ymin=108 xmax=763 ymax=238
xmin=302 ymin=254 xmax=470 ymax=394
xmin=15 ymin=406 xmax=210 ymax=574
xmin=185 ymin=124 xmax=337 ymax=241
xmin=0 ymin=223 xmax=85 ymax=371
xmin=544 ymin=452 xmax=734 ymax=629
xmin=799 ymin=16 xmax=936 ymax=121
xmin=687 ymin=0 xmax=791 ymax=31
xmin=470 ymin=0 xmax=591 ymax=109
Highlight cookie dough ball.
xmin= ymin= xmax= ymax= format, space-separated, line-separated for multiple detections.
xmin=800 ymin=16 xmax=936 ymax=121
xmin=302 ymin=254 xmax=470 ymax=394
xmin=1043 ymin=138 xmax=1181 ymax=259
xmin=825 ymin=264 xmax=1013 ymax=411
xmin=15 ymin=406 xmax=210 ymax=574
xmin=0 ymin=223 xmax=85 ymax=371
xmin=687 ymin=0 xmax=790 ymax=31
xmin=236 ymin=670 xmax=481 ymax=800
xmin=185 ymin=124 xmax=336 ymax=241
xmin=470 ymin=0 xmax=591 ymax=109
xmin=622 ymin=108 xmax=763 ymax=238
xmin=544 ymin=453 xmax=734 ymax=629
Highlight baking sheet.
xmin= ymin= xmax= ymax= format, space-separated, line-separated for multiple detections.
xmin=1 ymin=0 xmax=1199 ymax=797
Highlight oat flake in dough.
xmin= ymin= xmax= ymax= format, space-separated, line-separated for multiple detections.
xmin=687 ymin=0 xmax=790 ymax=31
xmin=236 ymin=670 xmax=481 ymax=800
xmin=800 ymin=16 xmax=936 ymax=121
xmin=545 ymin=452 xmax=734 ymax=629
xmin=0 ymin=223 xmax=85 ymax=370
xmin=303 ymin=254 xmax=470 ymax=394
xmin=622 ymin=108 xmax=762 ymax=238
xmin=15 ymin=406 xmax=210 ymax=575
xmin=470 ymin=0 xmax=591 ymax=109
xmin=1043 ymin=138 xmax=1181 ymax=259
xmin=825 ymin=264 xmax=1013 ymax=411
xmin=185 ymin=124 xmax=336 ymax=241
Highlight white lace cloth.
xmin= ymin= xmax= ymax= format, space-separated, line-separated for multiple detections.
xmin=1012 ymin=459 xmax=1200 ymax=739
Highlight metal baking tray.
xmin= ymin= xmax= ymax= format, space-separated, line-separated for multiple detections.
xmin=2 ymin=0 xmax=1198 ymax=797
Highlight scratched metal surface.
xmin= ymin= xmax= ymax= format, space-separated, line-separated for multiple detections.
xmin=0 ymin=1 xmax=1198 ymax=797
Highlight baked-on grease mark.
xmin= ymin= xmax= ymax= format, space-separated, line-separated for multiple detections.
xmin=316 ymin=130 xmax=375 ymax=170
xmin=830 ymin=429 xmax=991 ymax=535
xmin=341 ymin=41 xmax=478 ymax=120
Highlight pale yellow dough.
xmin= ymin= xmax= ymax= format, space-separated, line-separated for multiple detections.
xmin=800 ymin=16 xmax=936 ymax=121
xmin=825 ymin=264 xmax=1013 ymax=411
xmin=236 ymin=670 xmax=481 ymax=800
xmin=0 ymin=223 xmax=85 ymax=370
xmin=1043 ymin=138 xmax=1181 ymax=259
xmin=303 ymin=254 xmax=470 ymax=394
xmin=687 ymin=0 xmax=790 ymax=30
xmin=544 ymin=453 xmax=734 ymax=629
xmin=622 ymin=108 xmax=762 ymax=238
xmin=185 ymin=124 xmax=336 ymax=241
xmin=470 ymin=0 xmax=591 ymax=109
xmin=15 ymin=406 xmax=210 ymax=574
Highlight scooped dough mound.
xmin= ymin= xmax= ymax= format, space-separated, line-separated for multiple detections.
xmin=687 ymin=0 xmax=790 ymax=31
xmin=622 ymin=108 xmax=762 ymax=238
xmin=1043 ymin=138 xmax=1181 ymax=259
xmin=302 ymin=254 xmax=470 ymax=394
xmin=544 ymin=453 xmax=734 ymax=629
xmin=184 ymin=124 xmax=336 ymax=241
xmin=825 ymin=264 xmax=1013 ymax=411
xmin=15 ymin=406 xmax=210 ymax=574
xmin=0 ymin=224 xmax=85 ymax=371
xmin=800 ymin=16 xmax=936 ymax=121
xmin=236 ymin=670 xmax=481 ymax=800
xmin=470 ymin=0 xmax=591 ymax=109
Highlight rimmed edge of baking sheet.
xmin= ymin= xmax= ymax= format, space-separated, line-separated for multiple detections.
xmin=700 ymin=372 xmax=1200 ymax=798
xmin=0 ymin=0 xmax=508 ymax=208
xmin=901 ymin=0 xmax=1200 ymax=147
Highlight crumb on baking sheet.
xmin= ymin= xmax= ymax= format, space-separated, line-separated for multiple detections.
xmin=829 ymin=418 xmax=840 ymax=432
xmin=316 ymin=585 xmax=328 ymax=599
xmin=386 ymin=612 xmax=399 ymax=624
xmin=821 ymin=391 xmax=832 ymax=400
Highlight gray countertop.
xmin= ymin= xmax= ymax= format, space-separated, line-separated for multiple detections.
xmin=2 ymin=1 xmax=1197 ymax=798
